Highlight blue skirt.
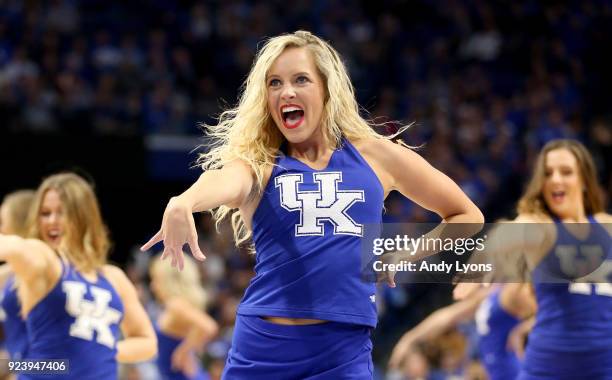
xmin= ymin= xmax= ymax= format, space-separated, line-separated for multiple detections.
xmin=222 ymin=314 xmax=373 ymax=379
xmin=518 ymin=343 xmax=612 ymax=380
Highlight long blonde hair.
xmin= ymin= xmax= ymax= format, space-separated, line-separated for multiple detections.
xmin=1 ymin=190 xmax=35 ymax=237
xmin=517 ymin=139 xmax=603 ymax=216
xmin=150 ymin=254 xmax=207 ymax=309
xmin=27 ymin=173 xmax=110 ymax=272
xmin=199 ymin=30 xmax=404 ymax=246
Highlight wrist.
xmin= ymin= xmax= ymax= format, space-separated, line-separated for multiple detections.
xmin=168 ymin=196 xmax=193 ymax=213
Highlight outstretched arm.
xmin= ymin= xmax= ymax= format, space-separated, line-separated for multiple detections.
xmin=0 ymin=235 xmax=51 ymax=283
xmin=141 ymin=161 xmax=254 ymax=269
xmin=388 ymin=286 xmax=490 ymax=369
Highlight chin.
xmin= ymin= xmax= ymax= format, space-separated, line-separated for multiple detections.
xmin=279 ymin=129 xmax=309 ymax=144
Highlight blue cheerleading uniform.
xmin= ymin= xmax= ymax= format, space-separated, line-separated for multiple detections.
xmin=21 ymin=261 xmax=124 ymax=380
xmin=475 ymin=288 xmax=520 ymax=380
xmin=223 ymin=138 xmax=384 ymax=379
xmin=0 ymin=275 xmax=28 ymax=360
xmin=155 ymin=322 xmax=209 ymax=380
xmin=519 ymin=215 xmax=612 ymax=380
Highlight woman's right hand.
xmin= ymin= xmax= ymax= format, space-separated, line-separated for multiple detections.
xmin=140 ymin=197 xmax=206 ymax=270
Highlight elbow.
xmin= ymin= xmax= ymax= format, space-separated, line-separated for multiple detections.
xmin=207 ymin=321 xmax=220 ymax=340
xmin=443 ymin=204 xmax=485 ymax=225
xmin=199 ymin=320 xmax=220 ymax=344
xmin=471 ymin=206 xmax=485 ymax=225
xmin=461 ymin=203 xmax=485 ymax=226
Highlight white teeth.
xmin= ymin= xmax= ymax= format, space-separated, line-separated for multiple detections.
xmin=282 ymin=106 xmax=302 ymax=114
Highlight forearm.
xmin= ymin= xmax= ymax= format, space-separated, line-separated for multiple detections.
xmin=115 ymin=336 xmax=157 ymax=363
xmin=174 ymin=166 xmax=252 ymax=212
xmin=403 ymin=295 xmax=483 ymax=345
xmin=179 ymin=328 xmax=209 ymax=352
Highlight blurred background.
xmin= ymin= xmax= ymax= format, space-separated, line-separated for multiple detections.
xmin=1 ymin=0 xmax=611 ymax=379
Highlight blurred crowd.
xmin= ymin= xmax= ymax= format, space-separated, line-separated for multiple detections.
xmin=2 ymin=0 xmax=612 ymax=379
xmin=1 ymin=0 xmax=611 ymax=218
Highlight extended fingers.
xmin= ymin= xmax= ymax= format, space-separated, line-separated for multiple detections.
xmin=140 ymin=230 xmax=163 ymax=251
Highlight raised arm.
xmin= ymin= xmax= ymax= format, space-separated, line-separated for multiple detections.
xmin=388 ymin=286 xmax=490 ymax=369
xmin=141 ymin=160 xmax=254 ymax=269
xmin=0 ymin=235 xmax=52 ymax=283
xmin=104 ymin=265 xmax=157 ymax=363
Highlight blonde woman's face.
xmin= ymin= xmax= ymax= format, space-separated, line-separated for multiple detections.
xmin=266 ymin=47 xmax=326 ymax=145
xmin=542 ymin=148 xmax=584 ymax=218
xmin=39 ymin=189 xmax=64 ymax=249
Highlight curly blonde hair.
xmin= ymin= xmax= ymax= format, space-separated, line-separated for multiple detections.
xmin=199 ymin=30 xmax=406 ymax=246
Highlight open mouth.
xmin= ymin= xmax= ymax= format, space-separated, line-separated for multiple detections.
xmin=551 ymin=190 xmax=566 ymax=203
xmin=46 ymin=230 xmax=62 ymax=245
xmin=281 ymin=105 xmax=304 ymax=129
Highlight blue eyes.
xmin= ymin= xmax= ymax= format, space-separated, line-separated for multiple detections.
xmin=268 ymin=76 xmax=309 ymax=87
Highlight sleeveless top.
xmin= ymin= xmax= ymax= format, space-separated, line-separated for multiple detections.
xmin=475 ymin=288 xmax=520 ymax=380
xmin=23 ymin=261 xmax=124 ymax=379
xmin=238 ymin=138 xmax=384 ymax=327
xmin=530 ymin=215 xmax=612 ymax=350
xmin=0 ymin=275 xmax=28 ymax=359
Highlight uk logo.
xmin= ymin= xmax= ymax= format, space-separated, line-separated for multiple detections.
xmin=63 ymin=281 xmax=122 ymax=348
xmin=275 ymin=172 xmax=365 ymax=236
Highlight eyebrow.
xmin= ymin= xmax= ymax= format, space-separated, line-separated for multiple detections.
xmin=266 ymin=71 xmax=311 ymax=80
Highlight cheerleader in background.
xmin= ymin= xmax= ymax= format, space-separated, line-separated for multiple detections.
xmin=0 ymin=190 xmax=35 ymax=380
xmin=0 ymin=173 xmax=157 ymax=379
xmin=150 ymin=254 xmax=218 ymax=380
xmin=389 ymin=283 xmax=535 ymax=380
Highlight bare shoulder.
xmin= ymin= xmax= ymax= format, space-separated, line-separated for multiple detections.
xmin=23 ymin=238 xmax=58 ymax=271
xmin=101 ymin=264 xmax=131 ymax=292
xmin=349 ymin=138 xmax=407 ymax=194
xmin=594 ymin=212 xmax=612 ymax=235
xmin=594 ymin=212 xmax=612 ymax=223
xmin=351 ymin=138 xmax=408 ymax=161
xmin=23 ymin=238 xmax=56 ymax=255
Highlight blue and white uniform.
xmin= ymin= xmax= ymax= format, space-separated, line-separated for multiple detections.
xmin=475 ymin=288 xmax=520 ymax=380
xmin=519 ymin=215 xmax=612 ymax=380
xmin=155 ymin=323 xmax=209 ymax=380
xmin=22 ymin=261 xmax=124 ymax=380
xmin=0 ymin=276 xmax=28 ymax=360
xmin=223 ymin=138 xmax=384 ymax=379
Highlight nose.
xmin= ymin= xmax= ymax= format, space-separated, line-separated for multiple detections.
xmin=281 ymin=83 xmax=296 ymax=100
xmin=48 ymin=212 xmax=60 ymax=225
xmin=550 ymin=170 xmax=563 ymax=184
